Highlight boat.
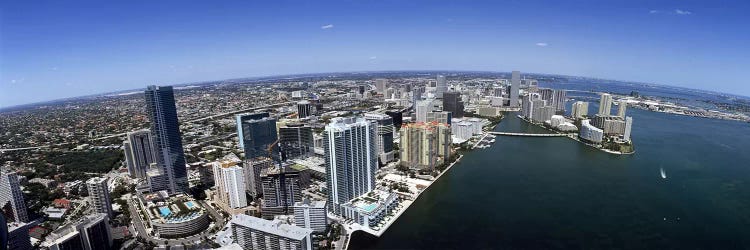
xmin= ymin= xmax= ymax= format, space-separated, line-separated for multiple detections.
xmin=660 ymin=167 xmax=667 ymax=179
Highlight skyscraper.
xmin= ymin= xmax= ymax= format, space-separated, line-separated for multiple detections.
xmin=278 ymin=123 xmax=314 ymax=160
xmin=617 ymin=102 xmax=627 ymax=118
xmin=598 ymin=93 xmax=613 ymax=116
xmin=436 ymin=75 xmax=447 ymax=98
xmin=442 ymin=91 xmax=464 ymax=118
xmin=230 ymin=214 xmax=313 ymax=250
xmin=323 ymin=117 xmax=377 ymax=214
xmin=145 ymin=85 xmax=187 ymax=194
xmin=0 ymin=172 xmax=28 ymax=223
xmin=571 ymin=101 xmax=589 ymax=119
xmin=510 ymin=71 xmax=520 ymax=107
xmin=260 ymin=167 xmax=302 ymax=219
xmin=293 ymin=199 xmax=327 ymax=233
xmin=399 ymin=122 xmax=452 ymax=170
xmin=213 ymin=160 xmax=247 ymax=209
xmin=552 ymin=89 xmax=567 ymax=112
xmin=244 ymin=157 xmax=274 ymax=198
xmin=297 ymin=101 xmax=312 ymax=118
xmin=236 ymin=112 xmax=279 ymax=160
xmin=43 ymin=213 xmax=111 ymax=250
xmin=624 ymin=116 xmax=633 ymax=142
xmin=375 ymin=78 xmax=387 ymax=94
xmin=364 ymin=113 xmax=395 ymax=164
xmin=86 ymin=177 xmax=113 ymax=219
xmin=123 ymin=129 xmax=157 ymax=179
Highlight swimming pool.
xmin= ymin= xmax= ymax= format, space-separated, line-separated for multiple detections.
xmin=158 ymin=206 xmax=171 ymax=217
xmin=359 ymin=203 xmax=378 ymax=213
xmin=185 ymin=201 xmax=196 ymax=209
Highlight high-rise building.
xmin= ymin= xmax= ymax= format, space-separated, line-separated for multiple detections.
xmin=1 ymin=172 xmax=28 ymax=223
xmin=44 ymin=213 xmax=111 ymax=250
xmin=293 ymin=199 xmax=327 ymax=233
xmin=213 ymin=160 xmax=247 ymax=209
xmin=571 ymin=101 xmax=589 ymax=119
xmin=236 ymin=113 xmax=279 ymax=160
xmin=415 ymin=99 xmax=433 ymax=123
xmin=278 ymin=123 xmax=314 ymax=160
xmin=579 ymin=120 xmax=604 ymax=143
xmin=243 ymin=157 xmax=274 ymax=198
xmin=364 ymin=113 xmax=395 ymax=164
xmin=323 ymin=117 xmax=377 ymax=214
xmin=436 ymin=75 xmax=447 ymax=98
xmin=375 ymin=79 xmax=387 ymax=94
xmin=230 ymin=214 xmax=313 ymax=250
xmin=358 ymin=85 xmax=366 ymax=95
xmin=86 ymin=177 xmax=113 ymax=219
xmin=624 ymin=116 xmax=633 ymax=142
xmin=442 ymin=91 xmax=464 ymax=118
xmin=7 ymin=221 xmax=33 ymax=250
xmin=598 ymin=93 xmax=613 ymax=116
xmin=145 ymin=85 xmax=187 ymax=194
xmin=400 ymin=122 xmax=452 ymax=170
xmin=426 ymin=111 xmax=452 ymax=125
xmin=510 ymin=71 xmax=520 ymax=107
xmin=123 ymin=129 xmax=157 ymax=179
xmin=411 ymin=85 xmax=425 ymax=104
xmin=385 ymin=111 xmax=403 ymax=129
xmin=297 ymin=101 xmax=312 ymax=118
xmin=538 ymin=88 xmax=554 ymax=104
xmin=522 ymin=93 xmax=540 ymax=119
xmin=260 ymin=167 xmax=302 ymax=219
xmin=617 ymin=102 xmax=627 ymax=118
xmin=552 ymin=89 xmax=567 ymax=112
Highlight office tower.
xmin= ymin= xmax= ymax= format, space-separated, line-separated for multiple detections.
xmin=244 ymin=157 xmax=274 ymax=198
xmin=146 ymin=163 xmax=169 ymax=193
xmin=323 ymin=117 xmax=377 ymax=214
xmin=426 ymin=111 xmax=452 ymax=125
xmin=571 ymin=101 xmax=589 ymax=119
xmin=7 ymin=221 xmax=32 ymax=250
xmin=411 ymin=85 xmax=425 ymax=104
xmin=123 ymin=129 xmax=157 ymax=179
xmin=436 ymin=75 xmax=447 ymax=98
xmin=415 ymin=100 xmax=432 ymax=122
xmin=358 ymin=85 xmax=365 ymax=95
xmin=278 ymin=123 xmax=314 ymax=159
xmin=260 ymin=167 xmax=302 ymax=218
xmin=364 ymin=113 xmax=395 ymax=164
xmin=0 ymin=172 xmax=28 ymax=223
xmin=400 ymin=122 xmax=452 ymax=170
xmin=385 ymin=111 xmax=403 ymax=129
xmin=598 ymin=93 xmax=613 ymax=116
xmin=552 ymin=89 xmax=567 ymax=111
xmin=230 ymin=214 xmax=313 ymax=250
xmin=522 ymin=93 xmax=540 ymax=119
xmin=297 ymin=101 xmax=312 ymax=118
xmin=579 ymin=120 xmax=604 ymax=143
xmin=145 ymin=85 xmax=187 ymax=194
xmin=44 ymin=213 xmax=111 ymax=250
xmin=86 ymin=177 xmax=113 ymax=219
xmin=293 ymin=199 xmax=327 ymax=233
xmin=510 ymin=71 xmax=520 ymax=107
xmin=236 ymin=112 xmax=279 ymax=160
xmin=442 ymin=91 xmax=464 ymax=118
xmin=375 ymin=79 xmax=387 ymax=94
xmin=617 ymin=102 xmax=627 ymax=118
xmin=624 ymin=116 xmax=633 ymax=141
xmin=213 ymin=161 xmax=247 ymax=209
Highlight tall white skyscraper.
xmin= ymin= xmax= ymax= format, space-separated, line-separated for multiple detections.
xmin=376 ymin=78 xmax=387 ymax=94
xmin=1 ymin=171 xmax=28 ymax=223
xmin=86 ymin=177 xmax=113 ymax=219
xmin=213 ymin=160 xmax=248 ymax=209
xmin=436 ymin=75 xmax=447 ymax=98
xmin=552 ymin=89 xmax=567 ymax=111
xmin=571 ymin=101 xmax=589 ymax=119
xmin=624 ymin=116 xmax=633 ymax=141
xmin=617 ymin=102 xmax=627 ymax=118
xmin=510 ymin=71 xmax=520 ymax=107
xmin=323 ymin=117 xmax=377 ymax=214
xmin=598 ymin=93 xmax=613 ymax=116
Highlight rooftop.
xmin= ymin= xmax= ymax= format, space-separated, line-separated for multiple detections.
xmin=230 ymin=214 xmax=312 ymax=240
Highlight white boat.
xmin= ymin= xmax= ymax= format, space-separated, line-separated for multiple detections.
xmin=660 ymin=167 xmax=667 ymax=179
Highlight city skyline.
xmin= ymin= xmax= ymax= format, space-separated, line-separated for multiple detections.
xmin=3 ymin=0 xmax=750 ymax=107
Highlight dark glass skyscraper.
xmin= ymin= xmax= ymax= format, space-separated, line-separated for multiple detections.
xmin=145 ymin=85 xmax=187 ymax=194
xmin=236 ymin=112 xmax=279 ymax=161
xmin=442 ymin=91 xmax=464 ymax=118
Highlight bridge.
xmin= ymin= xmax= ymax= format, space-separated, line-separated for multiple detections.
xmin=488 ymin=132 xmax=571 ymax=137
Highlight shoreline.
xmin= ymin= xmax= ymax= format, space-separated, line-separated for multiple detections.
xmin=516 ymin=115 xmax=635 ymax=155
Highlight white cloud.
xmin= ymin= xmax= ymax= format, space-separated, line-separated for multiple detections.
xmin=51 ymin=66 xmax=58 ymax=71
xmin=369 ymin=56 xmax=377 ymax=60
xmin=536 ymin=42 xmax=548 ymax=47
xmin=321 ymin=24 xmax=334 ymax=29
xmin=10 ymin=79 xmax=16 ymax=84
xmin=675 ymin=9 xmax=692 ymax=15
xmin=649 ymin=10 xmax=660 ymax=14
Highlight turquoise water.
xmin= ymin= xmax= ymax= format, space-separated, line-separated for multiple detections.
xmin=360 ymin=203 xmax=379 ymax=213
xmin=351 ymin=107 xmax=750 ymax=249
xmin=159 ymin=207 xmax=171 ymax=217
xmin=185 ymin=201 xmax=196 ymax=209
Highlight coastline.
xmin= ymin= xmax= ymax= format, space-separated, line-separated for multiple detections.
xmin=516 ymin=115 xmax=635 ymax=155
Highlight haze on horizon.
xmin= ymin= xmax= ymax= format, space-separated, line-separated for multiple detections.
xmin=2 ymin=0 xmax=750 ymax=108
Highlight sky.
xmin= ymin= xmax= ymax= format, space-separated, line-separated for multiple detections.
xmin=2 ymin=0 xmax=750 ymax=107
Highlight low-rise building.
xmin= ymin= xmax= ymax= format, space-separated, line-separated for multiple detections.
xmin=230 ymin=214 xmax=313 ymax=250
xmin=340 ymin=190 xmax=399 ymax=228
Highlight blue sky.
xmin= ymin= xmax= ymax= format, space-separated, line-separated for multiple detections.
xmin=2 ymin=0 xmax=749 ymax=107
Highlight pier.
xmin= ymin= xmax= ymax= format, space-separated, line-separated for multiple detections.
xmin=488 ymin=132 xmax=571 ymax=137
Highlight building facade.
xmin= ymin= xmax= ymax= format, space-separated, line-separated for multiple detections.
xmin=86 ymin=177 xmax=113 ymax=219
xmin=260 ymin=167 xmax=302 ymax=219
xmin=123 ymin=129 xmax=157 ymax=179
xmin=571 ymin=101 xmax=589 ymax=119
xmin=364 ymin=113 xmax=395 ymax=164
xmin=145 ymin=85 xmax=188 ymax=194
xmin=399 ymin=122 xmax=452 ymax=170
xmin=213 ymin=160 xmax=247 ymax=209
xmin=279 ymin=123 xmax=314 ymax=160
xmin=293 ymin=199 xmax=327 ymax=233
xmin=230 ymin=214 xmax=313 ymax=250
xmin=0 ymin=172 xmax=28 ymax=223
xmin=598 ymin=93 xmax=613 ymax=116
xmin=236 ymin=112 xmax=279 ymax=160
